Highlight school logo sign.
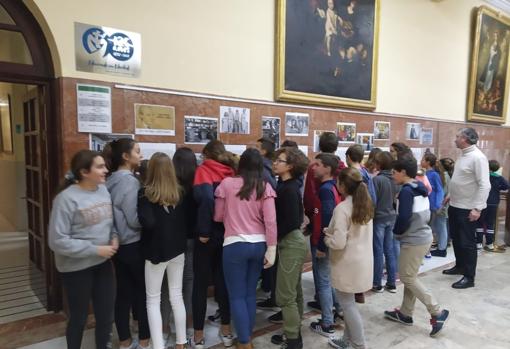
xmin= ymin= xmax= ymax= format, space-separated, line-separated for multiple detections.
xmin=75 ymin=22 xmax=141 ymax=77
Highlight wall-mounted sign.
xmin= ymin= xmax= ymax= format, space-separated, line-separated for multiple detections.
xmin=75 ymin=22 xmax=141 ymax=77
xmin=77 ymin=84 xmax=112 ymax=134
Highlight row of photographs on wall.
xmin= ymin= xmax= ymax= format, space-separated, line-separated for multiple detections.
xmin=130 ymin=103 xmax=433 ymax=146
xmin=90 ymin=132 xmax=434 ymax=168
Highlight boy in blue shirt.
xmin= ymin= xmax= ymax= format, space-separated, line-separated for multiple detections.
xmin=476 ymin=160 xmax=509 ymax=251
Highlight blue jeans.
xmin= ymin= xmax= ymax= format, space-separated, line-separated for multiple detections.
xmin=223 ymin=242 xmax=266 ymax=344
xmin=373 ymin=220 xmax=397 ymax=287
xmin=393 ymin=239 xmax=400 ymax=272
xmin=431 ymin=210 xmax=448 ymax=250
xmin=311 ymin=245 xmax=340 ymax=326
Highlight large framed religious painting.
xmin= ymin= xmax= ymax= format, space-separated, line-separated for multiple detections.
xmin=276 ymin=0 xmax=380 ymax=110
xmin=467 ymin=6 xmax=510 ymax=124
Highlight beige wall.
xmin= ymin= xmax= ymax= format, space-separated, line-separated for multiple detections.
xmin=28 ymin=0 xmax=510 ymax=125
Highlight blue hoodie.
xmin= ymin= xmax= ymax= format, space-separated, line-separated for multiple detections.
xmin=394 ymin=180 xmax=432 ymax=246
xmin=425 ymin=169 xmax=444 ymax=211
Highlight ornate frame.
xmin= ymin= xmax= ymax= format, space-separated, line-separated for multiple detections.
xmin=275 ymin=0 xmax=380 ymax=109
xmin=467 ymin=6 xmax=510 ymax=124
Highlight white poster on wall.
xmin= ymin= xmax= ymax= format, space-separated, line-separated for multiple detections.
xmin=138 ymin=142 xmax=176 ymax=159
xmin=77 ymin=84 xmax=112 ymax=133
xmin=89 ymin=133 xmax=133 ymax=152
xmin=225 ymin=144 xmax=247 ymax=155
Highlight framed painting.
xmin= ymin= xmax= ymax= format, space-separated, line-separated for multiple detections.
xmin=467 ymin=6 xmax=510 ymax=124
xmin=276 ymin=0 xmax=380 ymax=109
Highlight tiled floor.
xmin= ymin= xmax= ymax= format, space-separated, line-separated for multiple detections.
xmin=0 ymin=232 xmax=48 ymax=325
xmin=20 ymin=248 xmax=462 ymax=349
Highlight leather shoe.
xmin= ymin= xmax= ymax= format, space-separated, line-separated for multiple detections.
xmin=442 ymin=266 xmax=464 ymax=275
xmin=452 ymin=276 xmax=474 ymax=289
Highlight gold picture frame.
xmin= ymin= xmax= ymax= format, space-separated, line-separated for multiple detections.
xmin=467 ymin=6 xmax=510 ymax=124
xmin=275 ymin=0 xmax=380 ymax=110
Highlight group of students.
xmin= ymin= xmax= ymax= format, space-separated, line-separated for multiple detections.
xmin=48 ymin=131 xmax=506 ymax=349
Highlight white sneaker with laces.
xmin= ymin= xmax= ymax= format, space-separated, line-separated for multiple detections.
xmin=218 ymin=330 xmax=234 ymax=347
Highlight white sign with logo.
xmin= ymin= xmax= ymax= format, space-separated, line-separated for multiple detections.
xmin=75 ymin=22 xmax=141 ymax=77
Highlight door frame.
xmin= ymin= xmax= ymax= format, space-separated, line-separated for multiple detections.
xmin=0 ymin=0 xmax=61 ymax=311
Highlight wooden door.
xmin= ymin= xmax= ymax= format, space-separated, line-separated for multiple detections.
xmin=22 ymin=86 xmax=54 ymax=309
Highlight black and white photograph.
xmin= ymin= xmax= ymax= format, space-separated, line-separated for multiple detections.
xmin=184 ymin=116 xmax=218 ymax=144
xmin=406 ymin=122 xmax=421 ymax=140
xmin=262 ymin=116 xmax=281 ymax=146
xmin=220 ymin=106 xmax=250 ymax=134
xmin=89 ymin=133 xmax=133 ymax=152
xmin=374 ymin=121 xmax=390 ymax=140
xmin=285 ymin=112 xmax=309 ymax=136
xmin=356 ymin=133 xmax=374 ymax=152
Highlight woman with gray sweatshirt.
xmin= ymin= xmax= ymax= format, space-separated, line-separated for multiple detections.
xmin=105 ymin=138 xmax=150 ymax=349
xmin=48 ymin=150 xmax=118 ymax=349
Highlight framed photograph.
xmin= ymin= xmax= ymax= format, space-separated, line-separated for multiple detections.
xmin=373 ymin=121 xmax=390 ymax=140
xmin=220 ymin=106 xmax=250 ymax=134
xmin=467 ymin=6 xmax=510 ymax=124
xmin=184 ymin=116 xmax=218 ymax=144
xmin=262 ymin=116 xmax=281 ymax=146
xmin=313 ymin=130 xmax=334 ymax=152
xmin=355 ymin=133 xmax=374 ymax=152
xmin=336 ymin=122 xmax=356 ymax=143
xmin=135 ymin=103 xmax=175 ymax=136
xmin=421 ymin=128 xmax=433 ymax=145
xmin=89 ymin=133 xmax=133 ymax=152
xmin=285 ymin=112 xmax=309 ymax=136
xmin=275 ymin=0 xmax=380 ymax=109
xmin=406 ymin=122 xmax=421 ymax=141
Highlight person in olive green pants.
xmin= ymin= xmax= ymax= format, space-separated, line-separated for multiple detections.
xmin=271 ymin=147 xmax=310 ymax=349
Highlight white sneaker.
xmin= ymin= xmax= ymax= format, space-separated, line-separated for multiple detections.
xmin=136 ymin=343 xmax=152 ymax=349
xmin=193 ymin=338 xmax=205 ymax=349
xmin=218 ymin=331 xmax=234 ymax=347
xmin=476 ymin=243 xmax=483 ymax=250
xmin=120 ymin=339 xmax=139 ymax=349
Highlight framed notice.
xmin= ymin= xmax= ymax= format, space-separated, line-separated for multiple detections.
xmin=77 ymin=84 xmax=112 ymax=134
xmin=135 ymin=104 xmax=176 ymax=136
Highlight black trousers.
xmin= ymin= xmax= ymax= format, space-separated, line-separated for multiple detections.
xmin=113 ymin=242 xmax=150 ymax=341
xmin=60 ymin=261 xmax=115 ymax=349
xmin=476 ymin=204 xmax=498 ymax=245
xmin=449 ymin=206 xmax=478 ymax=279
xmin=192 ymin=238 xmax=230 ymax=330
xmin=261 ymin=253 xmax=278 ymax=304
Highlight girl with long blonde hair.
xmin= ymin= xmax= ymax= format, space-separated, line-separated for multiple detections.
xmin=137 ymin=152 xmax=188 ymax=349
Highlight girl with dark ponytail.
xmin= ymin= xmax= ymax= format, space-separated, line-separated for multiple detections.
xmin=104 ymin=138 xmax=151 ymax=349
xmin=324 ymin=167 xmax=374 ymax=349
xmin=49 ymin=150 xmax=117 ymax=349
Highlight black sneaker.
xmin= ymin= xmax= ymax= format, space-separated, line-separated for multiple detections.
xmin=207 ymin=309 xmax=220 ymax=323
xmin=271 ymin=333 xmax=286 ymax=345
xmin=257 ymin=298 xmax=279 ymax=311
xmin=430 ymin=309 xmax=449 ymax=337
xmin=431 ymin=249 xmax=447 ymax=257
xmin=333 ymin=310 xmax=344 ymax=323
xmin=281 ymin=337 xmax=303 ymax=349
xmin=385 ymin=284 xmax=397 ymax=293
xmin=384 ymin=309 xmax=413 ymax=326
xmin=310 ymin=320 xmax=335 ymax=337
xmin=307 ymin=300 xmax=321 ymax=311
xmin=268 ymin=311 xmax=283 ymax=324
xmin=371 ymin=285 xmax=384 ymax=293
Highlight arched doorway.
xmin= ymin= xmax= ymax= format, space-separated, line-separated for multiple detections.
xmin=0 ymin=0 xmax=61 ymax=321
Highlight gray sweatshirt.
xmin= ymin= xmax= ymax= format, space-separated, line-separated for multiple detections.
xmin=48 ymin=184 xmax=115 ymax=272
xmin=106 ymin=170 xmax=141 ymax=245
xmin=373 ymin=170 xmax=398 ymax=223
